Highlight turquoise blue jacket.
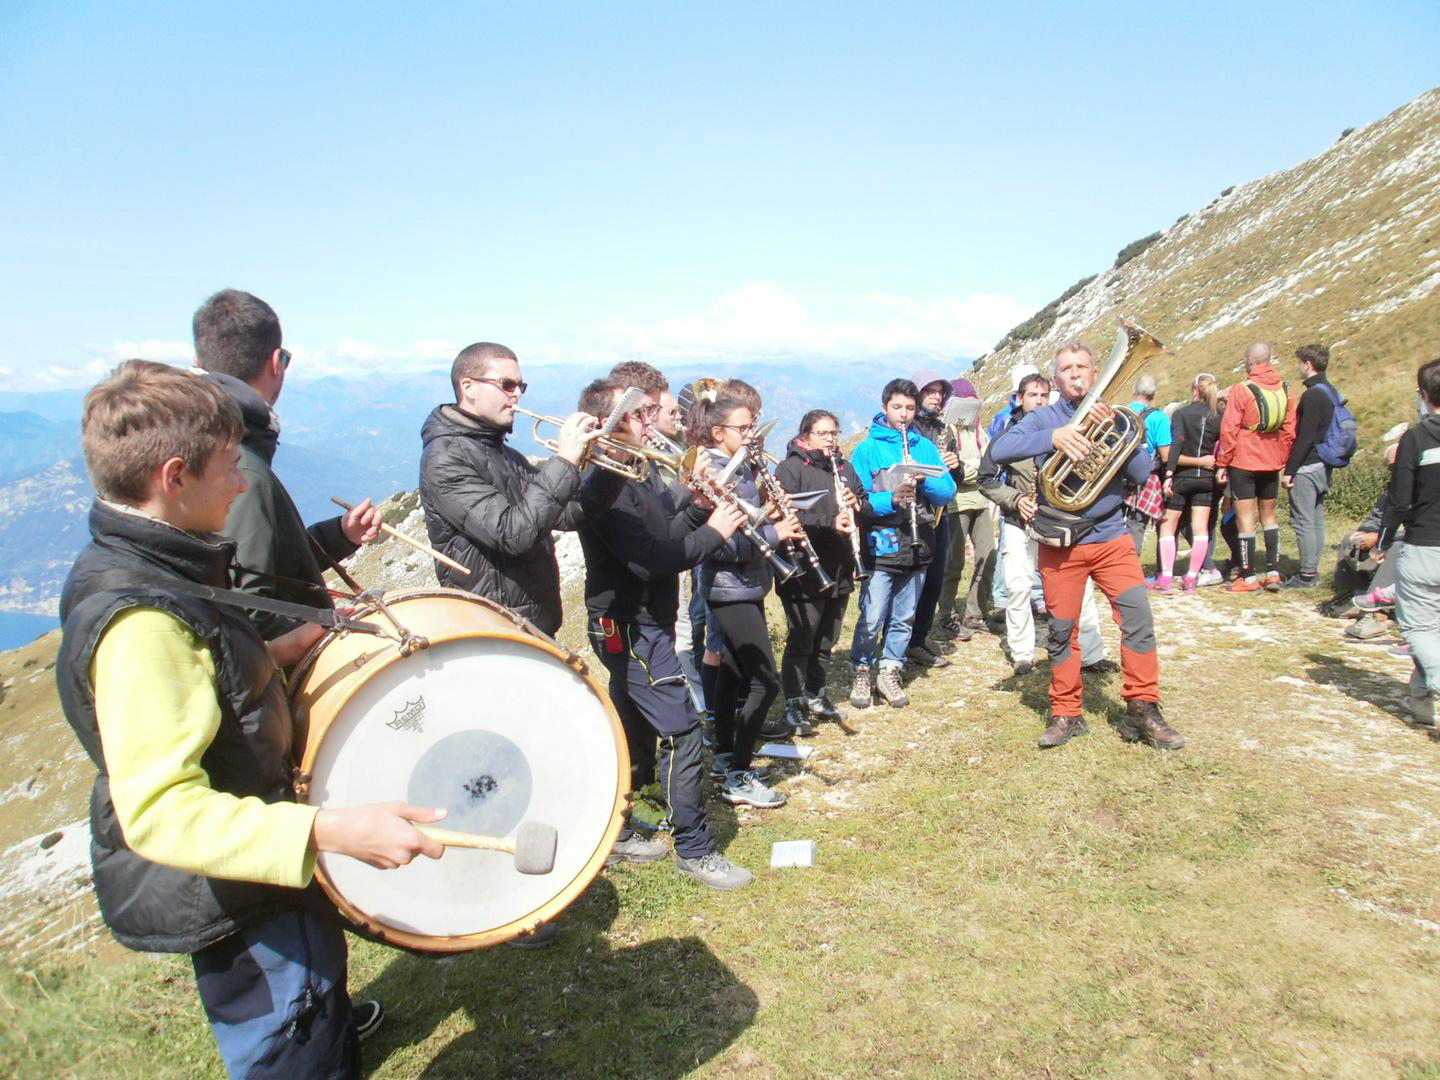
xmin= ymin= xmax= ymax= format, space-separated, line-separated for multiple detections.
xmin=848 ymin=414 xmax=957 ymax=570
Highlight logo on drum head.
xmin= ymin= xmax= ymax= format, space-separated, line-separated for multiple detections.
xmin=387 ymin=698 xmax=425 ymax=734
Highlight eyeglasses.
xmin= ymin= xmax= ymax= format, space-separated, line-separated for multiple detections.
xmin=809 ymin=428 xmax=840 ymax=437
xmin=278 ymin=348 xmax=292 ymax=371
xmin=1194 ymin=372 xmax=1215 ymax=383
xmin=717 ymin=423 xmax=755 ymax=433
xmin=639 ymin=403 xmax=662 ymax=419
xmin=473 ymin=376 xmax=528 ymax=396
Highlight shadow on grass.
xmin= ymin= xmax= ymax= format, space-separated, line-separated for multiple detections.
xmin=1305 ymin=650 xmax=1411 ymax=717
xmin=357 ymin=875 xmax=757 ymax=1078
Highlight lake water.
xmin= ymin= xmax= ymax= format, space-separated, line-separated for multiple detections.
xmin=0 ymin=612 xmax=59 ymax=652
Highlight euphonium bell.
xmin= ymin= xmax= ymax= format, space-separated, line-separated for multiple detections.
xmin=1036 ymin=316 xmax=1167 ymax=513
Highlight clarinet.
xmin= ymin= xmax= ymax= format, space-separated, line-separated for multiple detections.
xmin=897 ymin=420 xmax=923 ymax=551
xmin=827 ymin=447 xmax=870 ymax=582
xmin=688 ymin=467 xmax=800 ymax=584
xmin=751 ymin=448 xmax=835 ymax=593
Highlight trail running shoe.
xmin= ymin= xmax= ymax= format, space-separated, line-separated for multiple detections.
xmin=1263 ymin=570 xmax=1283 ymax=592
xmin=1354 ymin=585 xmax=1397 ymax=612
xmin=1147 ymin=575 xmax=1174 ymax=594
xmin=1227 ymin=576 xmax=1263 ymax=593
xmin=354 ymin=1001 xmax=385 ymax=1042
xmin=721 ymin=770 xmax=786 ymax=808
xmin=1196 ymin=568 xmax=1224 ymax=587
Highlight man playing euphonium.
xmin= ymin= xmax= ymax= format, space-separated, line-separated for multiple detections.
xmin=988 ymin=341 xmax=1185 ymax=751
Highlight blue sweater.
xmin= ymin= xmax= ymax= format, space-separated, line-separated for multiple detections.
xmin=988 ymin=397 xmax=1152 ymax=546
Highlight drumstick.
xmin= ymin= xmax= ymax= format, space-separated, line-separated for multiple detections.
xmin=330 ymin=496 xmax=470 ymax=576
xmin=415 ymin=821 xmax=558 ymax=875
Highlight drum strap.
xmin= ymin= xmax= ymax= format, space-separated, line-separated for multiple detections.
xmin=161 ymin=578 xmax=390 ymax=639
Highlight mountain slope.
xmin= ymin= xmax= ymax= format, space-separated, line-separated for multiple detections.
xmin=972 ymin=86 xmax=1440 ymax=434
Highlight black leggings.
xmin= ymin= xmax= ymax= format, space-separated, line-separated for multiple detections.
xmin=780 ymin=593 xmax=849 ymax=700
xmin=710 ymin=599 xmax=781 ymax=773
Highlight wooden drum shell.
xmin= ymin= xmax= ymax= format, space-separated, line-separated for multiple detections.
xmin=289 ymin=588 xmax=629 ymax=952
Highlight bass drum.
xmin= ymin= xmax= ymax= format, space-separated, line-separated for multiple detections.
xmin=289 ymin=588 xmax=629 ymax=952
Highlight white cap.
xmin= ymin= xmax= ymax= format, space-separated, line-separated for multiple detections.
xmin=1010 ymin=362 xmax=1040 ymax=392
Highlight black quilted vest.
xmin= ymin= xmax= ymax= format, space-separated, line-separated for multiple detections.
xmin=57 ymin=501 xmax=315 ymax=953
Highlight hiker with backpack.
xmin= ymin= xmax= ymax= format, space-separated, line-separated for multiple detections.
xmin=1216 ymin=342 xmax=1297 ymax=592
xmin=1283 ymin=343 xmax=1359 ymax=588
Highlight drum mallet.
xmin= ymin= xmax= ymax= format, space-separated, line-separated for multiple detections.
xmin=415 ymin=821 xmax=558 ymax=875
xmin=331 ymin=497 xmax=471 ymax=576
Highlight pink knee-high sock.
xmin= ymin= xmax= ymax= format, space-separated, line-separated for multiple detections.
xmin=1159 ymin=535 xmax=1177 ymax=577
xmin=1186 ymin=534 xmax=1209 ymax=579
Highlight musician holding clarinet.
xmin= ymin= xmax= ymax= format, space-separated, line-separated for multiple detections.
xmin=689 ymin=391 xmax=805 ymax=809
xmin=846 ymin=379 xmax=956 ymax=710
xmin=775 ymin=410 xmax=871 ymax=732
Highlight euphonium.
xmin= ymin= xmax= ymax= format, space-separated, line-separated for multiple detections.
xmin=1036 ymin=315 xmax=1167 ymax=513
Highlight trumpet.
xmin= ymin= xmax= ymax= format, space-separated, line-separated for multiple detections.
xmin=514 ymin=404 xmax=658 ymax=482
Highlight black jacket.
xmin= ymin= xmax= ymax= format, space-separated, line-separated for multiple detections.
xmin=1382 ymin=414 xmax=1440 ymax=548
xmin=1166 ymin=402 xmax=1222 ymax=481
xmin=206 ymin=373 xmax=356 ymax=639
xmin=418 ymin=405 xmax=621 ymax=635
xmin=57 ymin=502 xmax=316 ymax=954
xmin=774 ymin=439 xmax=870 ymax=598
xmin=697 ymin=450 xmax=781 ymax=604
xmin=580 ymin=466 xmax=725 ymax=626
xmin=1285 ymin=374 xmax=1337 ymax=474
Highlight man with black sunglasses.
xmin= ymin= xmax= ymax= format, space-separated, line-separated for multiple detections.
xmin=419 ymin=342 xmax=623 ymax=635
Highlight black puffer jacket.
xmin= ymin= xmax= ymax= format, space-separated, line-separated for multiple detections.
xmin=774 ymin=438 xmax=870 ymax=599
xmin=205 ymin=372 xmax=356 ymax=639
xmin=418 ymin=405 xmax=621 ymax=635
xmin=580 ymin=466 xmax=724 ymax=626
xmin=57 ymin=502 xmax=317 ymax=953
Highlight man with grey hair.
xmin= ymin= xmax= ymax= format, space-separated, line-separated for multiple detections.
xmin=990 ymin=341 xmax=1183 ymax=751
xmin=1122 ymin=374 xmax=1172 ymax=558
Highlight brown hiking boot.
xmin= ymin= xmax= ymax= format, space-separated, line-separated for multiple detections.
xmin=1037 ymin=714 xmax=1088 ymax=749
xmin=1120 ymin=700 xmax=1185 ymax=750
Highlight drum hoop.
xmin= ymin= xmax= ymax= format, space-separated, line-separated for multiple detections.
xmin=292 ymin=587 xmax=630 ymax=951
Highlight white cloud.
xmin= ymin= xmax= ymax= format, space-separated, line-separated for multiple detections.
xmin=600 ymin=283 xmax=1033 ymax=362
xmin=1 ymin=283 xmax=1037 ymax=392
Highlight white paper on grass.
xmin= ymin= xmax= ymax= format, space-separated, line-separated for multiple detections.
xmin=758 ymin=742 xmax=814 ymax=759
xmin=770 ymin=840 xmax=816 ymax=868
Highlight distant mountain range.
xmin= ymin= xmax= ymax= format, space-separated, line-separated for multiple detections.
xmin=0 ymin=358 xmax=958 ymax=616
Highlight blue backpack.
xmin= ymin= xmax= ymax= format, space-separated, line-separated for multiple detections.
xmin=1315 ymin=383 xmax=1358 ymax=467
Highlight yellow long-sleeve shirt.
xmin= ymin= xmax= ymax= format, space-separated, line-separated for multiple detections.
xmin=90 ymin=607 xmax=319 ymax=888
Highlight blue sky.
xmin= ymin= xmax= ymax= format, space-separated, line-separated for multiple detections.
xmin=1 ymin=1 xmax=1436 ymax=390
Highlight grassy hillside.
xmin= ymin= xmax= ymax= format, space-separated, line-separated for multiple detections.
xmin=972 ymin=86 xmax=1440 ymax=440
xmin=4 ymin=582 xmax=1440 ymax=1077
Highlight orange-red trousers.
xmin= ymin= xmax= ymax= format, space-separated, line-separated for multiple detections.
xmin=1038 ymin=533 xmax=1160 ymax=716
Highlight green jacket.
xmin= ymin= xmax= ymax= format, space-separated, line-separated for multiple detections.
xmin=208 ymin=373 xmax=356 ymax=639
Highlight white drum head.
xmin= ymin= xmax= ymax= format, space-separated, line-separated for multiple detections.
xmin=307 ymin=637 xmax=621 ymax=937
